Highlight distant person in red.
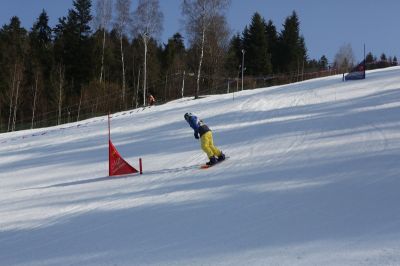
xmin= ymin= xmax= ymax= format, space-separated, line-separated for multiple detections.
xmin=148 ymin=94 xmax=156 ymax=106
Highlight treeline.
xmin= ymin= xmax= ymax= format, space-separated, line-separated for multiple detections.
xmin=0 ymin=0 xmax=396 ymax=132
xmin=365 ymin=52 xmax=398 ymax=70
xmin=332 ymin=43 xmax=398 ymax=73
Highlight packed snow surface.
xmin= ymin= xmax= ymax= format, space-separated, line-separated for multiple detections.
xmin=1 ymin=67 xmax=400 ymax=265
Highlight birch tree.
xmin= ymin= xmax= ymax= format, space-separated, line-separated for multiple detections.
xmin=31 ymin=72 xmax=39 ymax=129
xmin=29 ymin=10 xmax=52 ymax=129
xmin=95 ymin=0 xmax=113 ymax=84
xmin=132 ymin=0 xmax=163 ymax=106
xmin=114 ymin=0 xmax=131 ymax=106
xmin=11 ymin=61 xmax=24 ymax=131
xmin=182 ymin=0 xmax=230 ymax=99
xmin=57 ymin=64 xmax=65 ymax=125
xmin=334 ymin=43 xmax=356 ymax=73
xmin=1 ymin=17 xmax=27 ymax=131
xmin=7 ymin=63 xmax=17 ymax=132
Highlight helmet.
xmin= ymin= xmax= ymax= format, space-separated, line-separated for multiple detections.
xmin=184 ymin=112 xmax=191 ymax=121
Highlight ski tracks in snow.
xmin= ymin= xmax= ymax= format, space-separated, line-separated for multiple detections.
xmin=233 ymin=86 xmax=312 ymax=168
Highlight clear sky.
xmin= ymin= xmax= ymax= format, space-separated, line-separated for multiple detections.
xmin=0 ymin=0 xmax=399 ymax=63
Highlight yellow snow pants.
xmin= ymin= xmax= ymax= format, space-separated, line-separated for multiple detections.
xmin=200 ymin=131 xmax=222 ymax=158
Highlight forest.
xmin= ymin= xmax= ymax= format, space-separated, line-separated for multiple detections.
xmin=0 ymin=0 xmax=397 ymax=132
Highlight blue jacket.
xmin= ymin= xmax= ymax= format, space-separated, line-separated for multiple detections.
xmin=187 ymin=115 xmax=210 ymax=139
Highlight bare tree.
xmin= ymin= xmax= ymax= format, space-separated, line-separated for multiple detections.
xmin=135 ymin=68 xmax=140 ymax=108
xmin=77 ymin=88 xmax=84 ymax=121
xmin=132 ymin=0 xmax=163 ymax=106
xmin=7 ymin=61 xmax=24 ymax=132
xmin=182 ymin=0 xmax=230 ymax=99
xmin=7 ymin=63 xmax=17 ymax=132
xmin=57 ymin=64 xmax=65 ymax=125
xmin=0 ymin=101 xmax=2 ymax=131
xmin=94 ymin=0 xmax=113 ymax=84
xmin=334 ymin=43 xmax=356 ymax=73
xmin=11 ymin=74 xmax=21 ymax=131
xmin=11 ymin=64 xmax=23 ymax=132
xmin=31 ymin=72 xmax=40 ymax=129
xmin=114 ymin=0 xmax=131 ymax=106
xmin=204 ymin=15 xmax=230 ymax=94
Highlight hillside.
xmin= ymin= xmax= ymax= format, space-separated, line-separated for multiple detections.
xmin=1 ymin=67 xmax=400 ymax=265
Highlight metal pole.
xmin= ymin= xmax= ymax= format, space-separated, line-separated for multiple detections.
xmin=108 ymin=113 xmax=111 ymax=176
xmin=181 ymin=70 xmax=185 ymax=98
xmin=241 ymin=49 xmax=245 ymax=91
xmin=108 ymin=113 xmax=111 ymax=142
xmin=363 ymin=43 xmax=366 ymax=78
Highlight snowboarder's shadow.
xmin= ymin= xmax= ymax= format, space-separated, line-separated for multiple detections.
xmin=144 ymin=165 xmax=199 ymax=175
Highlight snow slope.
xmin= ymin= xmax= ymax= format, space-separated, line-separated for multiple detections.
xmin=1 ymin=67 xmax=400 ymax=266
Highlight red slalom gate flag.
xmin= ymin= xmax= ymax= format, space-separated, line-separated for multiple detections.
xmin=109 ymin=140 xmax=138 ymax=176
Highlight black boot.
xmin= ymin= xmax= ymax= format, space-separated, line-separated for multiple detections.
xmin=206 ymin=156 xmax=218 ymax=166
xmin=218 ymin=152 xmax=225 ymax=162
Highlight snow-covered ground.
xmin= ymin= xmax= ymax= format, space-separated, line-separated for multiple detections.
xmin=1 ymin=67 xmax=400 ymax=266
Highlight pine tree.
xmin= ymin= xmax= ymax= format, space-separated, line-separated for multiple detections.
xmin=161 ymin=33 xmax=186 ymax=100
xmin=56 ymin=0 xmax=93 ymax=96
xmin=225 ymin=33 xmax=242 ymax=76
xmin=319 ymin=55 xmax=328 ymax=70
xmin=28 ymin=10 xmax=53 ymax=127
xmin=365 ymin=52 xmax=374 ymax=64
xmin=277 ymin=11 xmax=307 ymax=74
xmin=0 ymin=17 xmax=28 ymax=131
xmin=29 ymin=10 xmax=53 ymax=85
xmin=379 ymin=53 xmax=390 ymax=68
xmin=0 ymin=17 xmax=27 ymax=66
xmin=242 ymin=12 xmax=272 ymax=76
xmin=163 ymin=33 xmax=185 ymax=69
xmin=162 ymin=33 xmax=186 ymax=78
xmin=144 ymin=38 xmax=162 ymax=101
xmin=265 ymin=19 xmax=278 ymax=73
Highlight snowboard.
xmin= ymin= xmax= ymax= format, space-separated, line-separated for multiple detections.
xmin=200 ymin=156 xmax=229 ymax=169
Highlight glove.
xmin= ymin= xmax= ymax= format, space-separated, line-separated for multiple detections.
xmin=194 ymin=132 xmax=199 ymax=139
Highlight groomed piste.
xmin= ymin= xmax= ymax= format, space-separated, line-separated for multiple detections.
xmin=1 ymin=67 xmax=400 ymax=265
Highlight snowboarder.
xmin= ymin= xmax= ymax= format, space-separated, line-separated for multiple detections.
xmin=184 ymin=113 xmax=225 ymax=166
